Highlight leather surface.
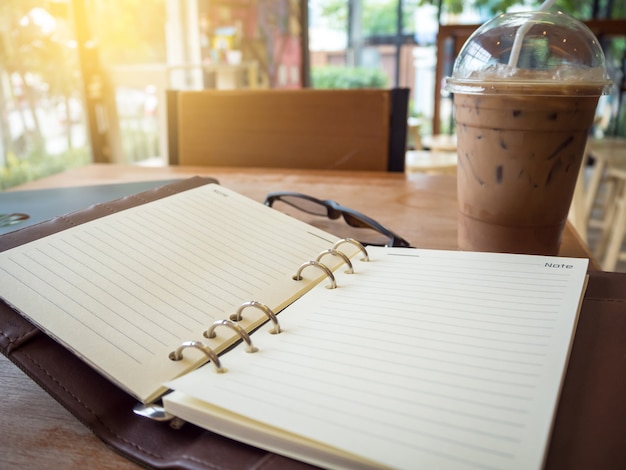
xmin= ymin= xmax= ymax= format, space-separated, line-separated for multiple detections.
xmin=1 ymin=177 xmax=624 ymax=469
xmin=545 ymin=270 xmax=626 ymax=470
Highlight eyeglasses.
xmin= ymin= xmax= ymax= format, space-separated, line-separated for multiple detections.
xmin=264 ymin=192 xmax=411 ymax=248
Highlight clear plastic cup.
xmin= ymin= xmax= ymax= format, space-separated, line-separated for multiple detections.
xmin=445 ymin=11 xmax=612 ymax=255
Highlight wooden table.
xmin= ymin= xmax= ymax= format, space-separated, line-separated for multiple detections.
xmin=1 ymin=164 xmax=597 ymax=469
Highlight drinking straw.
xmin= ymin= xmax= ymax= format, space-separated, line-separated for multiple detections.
xmin=507 ymin=0 xmax=557 ymax=68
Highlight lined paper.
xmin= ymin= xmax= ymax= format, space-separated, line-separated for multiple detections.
xmin=165 ymin=246 xmax=588 ymax=470
xmin=0 ymin=184 xmax=350 ymax=403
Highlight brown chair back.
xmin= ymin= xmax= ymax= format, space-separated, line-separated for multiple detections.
xmin=167 ymin=88 xmax=409 ymax=172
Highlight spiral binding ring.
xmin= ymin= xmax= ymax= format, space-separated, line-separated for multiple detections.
xmin=293 ymin=260 xmax=337 ymax=289
xmin=332 ymin=238 xmax=369 ymax=262
xmin=230 ymin=301 xmax=281 ymax=334
xmin=204 ymin=319 xmax=259 ymax=353
xmin=169 ymin=340 xmax=226 ymax=373
xmin=316 ymin=248 xmax=354 ymax=274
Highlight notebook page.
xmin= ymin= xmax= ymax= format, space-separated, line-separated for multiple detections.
xmin=165 ymin=246 xmax=588 ymax=470
xmin=0 ymin=184 xmax=351 ymax=403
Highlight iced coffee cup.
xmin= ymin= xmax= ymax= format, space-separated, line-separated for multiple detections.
xmin=445 ymin=11 xmax=612 ymax=255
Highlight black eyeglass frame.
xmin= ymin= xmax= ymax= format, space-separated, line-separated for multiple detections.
xmin=264 ymin=191 xmax=411 ymax=248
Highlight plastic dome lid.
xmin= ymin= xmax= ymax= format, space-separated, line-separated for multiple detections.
xmin=445 ymin=11 xmax=612 ymax=96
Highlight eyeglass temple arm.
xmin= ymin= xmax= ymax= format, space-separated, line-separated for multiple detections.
xmin=342 ymin=208 xmax=411 ymax=247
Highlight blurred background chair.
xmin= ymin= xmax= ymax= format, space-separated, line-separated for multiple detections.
xmin=580 ymin=136 xmax=626 ymax=270
xmin=167 ymin=88 xmax=409 ymax=172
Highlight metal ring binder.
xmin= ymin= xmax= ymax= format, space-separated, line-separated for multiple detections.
xmin=132 ymin=402 xmax=176 ymax=423
xmin=332 ymin=238 xmax=369 ymax=262
xmin=293 ymin=260 xmax=337 ymax=289
xmin=168 ymin=340 xmax=226 ymax=373
xmin=316 ymin=249 xmax=354 ymax=274
xmin=204 ymin=319 xmax=259 ymax=353
xmin=230 ymin=301 xmax=281 ymax=334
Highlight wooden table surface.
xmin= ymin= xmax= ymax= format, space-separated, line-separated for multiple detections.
xmin=1 ymin=164 xmax=597 ymax=469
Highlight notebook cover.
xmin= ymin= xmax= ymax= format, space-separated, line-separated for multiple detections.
xmin=1 ymin=177 xmax=624 ymax=470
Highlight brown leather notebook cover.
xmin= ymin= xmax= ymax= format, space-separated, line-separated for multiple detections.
xmin=1 ymin=177 xmax=624 ymax=470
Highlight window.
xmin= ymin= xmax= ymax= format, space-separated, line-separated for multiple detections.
xmin=310 ymin=0 xmax=626 ymax=139
xmin=0 ymin=1 xmax=90 ymax=189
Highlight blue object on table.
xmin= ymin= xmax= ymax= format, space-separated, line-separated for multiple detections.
xmin=0 ymin=179 xmax=180 ymax=235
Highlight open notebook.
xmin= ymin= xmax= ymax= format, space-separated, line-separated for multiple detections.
xmin=0 ymin=181 xmax=588 ymax=470
xmin=0 ymin=183 xmax=359 ymax=403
